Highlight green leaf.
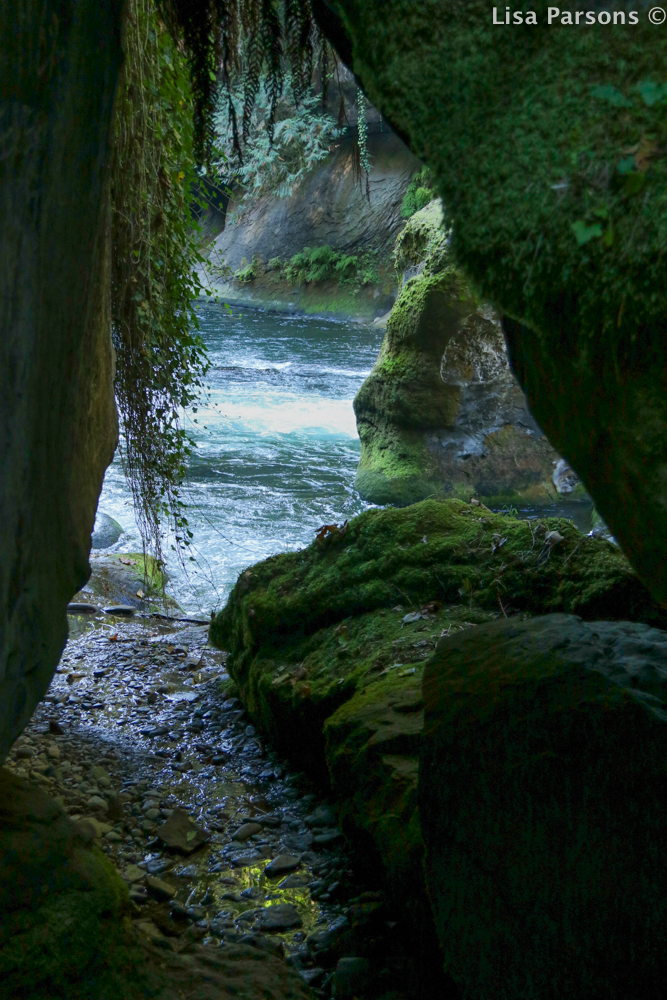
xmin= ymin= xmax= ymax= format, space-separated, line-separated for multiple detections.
xmin=590 ymin=85 xmax=632 ymax=108
xmin=571 ymin=220 xmax=603 ymax=245
xmin=633 ymin=80 xmax=667 ymax=107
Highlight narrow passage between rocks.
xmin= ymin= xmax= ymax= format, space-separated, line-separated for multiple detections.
xmin=5 ymin=611 xmax=417 ymax=1000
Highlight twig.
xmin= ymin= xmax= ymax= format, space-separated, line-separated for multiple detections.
xmin=498 ymin=594 xmax=508 ymax=618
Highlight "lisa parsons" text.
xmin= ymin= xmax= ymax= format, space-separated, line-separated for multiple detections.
xmin=493 ymin=7 xmax=640 ymax=23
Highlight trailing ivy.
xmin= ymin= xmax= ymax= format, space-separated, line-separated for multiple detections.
xmin=110 ymin=0 xmax=212 ymax=581
xmin=356 ymin=86 xmax=370 ymax=200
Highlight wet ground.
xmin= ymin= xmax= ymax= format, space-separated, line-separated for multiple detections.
xmin=4 ymin=611 xmax=417 ymax=1000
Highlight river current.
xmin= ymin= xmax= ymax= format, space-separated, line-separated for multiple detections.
xmin=98 ymin=301 xmax=383 ymax=616
xmin=98 ymin=300 xmax=604 ymax=616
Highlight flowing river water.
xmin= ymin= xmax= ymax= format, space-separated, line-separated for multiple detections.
xmin=97 ymin=301 xmax=383 ymax=617
xmin=97 ymin=300 xmax=602 ymax=616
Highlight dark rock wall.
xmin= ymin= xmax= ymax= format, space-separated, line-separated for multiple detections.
xmin=421 ymin=614 xmax=667 ymax=999
xmin=0 ymin=0 xmax=122 ymax=761
xmin=320 ymin=0 xmax=667 ymax=607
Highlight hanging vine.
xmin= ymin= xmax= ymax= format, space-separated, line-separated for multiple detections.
xmin=356 ymin=85 xmax=371 ymax=201
xmin=110 ymin=0 xmax=212 ymax=582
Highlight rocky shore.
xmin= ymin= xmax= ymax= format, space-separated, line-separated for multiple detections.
xmin=2 ymin=610 xmax=432 ymax=1000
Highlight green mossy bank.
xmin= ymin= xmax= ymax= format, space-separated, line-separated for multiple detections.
xmin=210 ymin=498 xmax=665 ymax=939
xmin=0 ymin=769 xmax=146 ymax=1000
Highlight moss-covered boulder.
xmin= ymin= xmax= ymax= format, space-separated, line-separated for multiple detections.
xmin=210 ymin=499 xmax=667 ymax=992
xmin=323 ymin=0 xmax=667 ymax=607
xmin=353 ymin=202 xmax=584 ymax=507
xmin=0 ymin=768 xmax=141 ymax=999
xmin=210 ymin=495 xmax=664 ymax=849
xmin=420 ymin=614 xmax=667 ymax=999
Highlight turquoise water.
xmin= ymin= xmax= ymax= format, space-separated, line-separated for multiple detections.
xmin=98 ymin=302 xmax=384 ymax=615
xmin=98 ymin=300 xmax=611 ymax=615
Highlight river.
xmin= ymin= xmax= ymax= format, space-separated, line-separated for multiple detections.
xmin=98 ymin=301 xmax=382 ymax=616
xmin=98 ymin=301 xmax=606 ymax=616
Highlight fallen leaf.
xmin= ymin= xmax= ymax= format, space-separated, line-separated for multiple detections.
xmin=136 ymin=590 xmax=145 ymax=599
xmin=119 ymin=557 xmax=136 ymax=566
xmin=109 ymin=634 xmax=118 ymax=642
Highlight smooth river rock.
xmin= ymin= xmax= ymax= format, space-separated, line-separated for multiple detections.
xmin=420 ymin=613 xmax=667 ymax=1000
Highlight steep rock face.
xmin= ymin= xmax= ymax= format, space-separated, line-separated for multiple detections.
xmin=0 ymin=1 xmax=121 ymax=762
xmin=207 ymin=128 xmax=420 ymax=318
xmin=354 ymin=202 xmax=581 ymax=506
xmin=321 ymin=0 xmax=667 ymax=607
xmin=420 ymin=614 xmax=667 ymax=1000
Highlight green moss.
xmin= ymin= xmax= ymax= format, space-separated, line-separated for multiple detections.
xmin=0 ymin=845 xmax=152 ymax=1000
xmin=122 ymin=552 xmax=167 ymax=592
xmin=212 ymin=498 xmax=663 ymax=657
xmin=340 ymin=1 xmax=667 ymax=371
xmin=211 ymin=497 xmax=664 ymax=774
xmin=336 ymin=0 xmax=667 ymax=603
xmin=393 ymin=198 xmax=449 ymax=275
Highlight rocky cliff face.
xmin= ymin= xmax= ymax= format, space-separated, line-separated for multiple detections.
xmin=354 ymin=202 xmax=585 ymax=507
xmin=205 ymin=127 xmax=420 ymax=319
xmin=0 ymin=0 xmax=121 ymax=764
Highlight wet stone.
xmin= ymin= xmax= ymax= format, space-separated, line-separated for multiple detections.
xmin=256 ymin=904 xmax=303 ymax=933
xmin=231 ymin=822 xmax=263 ymax=842
xmin=145 ymin=875 xmax=176 ymax=901
xmin=156 ymin=808 xmax=209 ymax=854
xmin=264 ymin=854 xmax=301 ymax=876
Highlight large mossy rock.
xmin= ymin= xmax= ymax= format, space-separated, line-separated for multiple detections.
xmin=420 ymin=614 xmax=667 ymax=1000
xmin=323 ymin=0 xmax=667 ymax=607
xmin=210 ymin=496 xmax=665 ymax=865
xmin=354 ymin=201 xmax=582 ymax=506
xmin=0 ymin=768 xmax=140 ymax=998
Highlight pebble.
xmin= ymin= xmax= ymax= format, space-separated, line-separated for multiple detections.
xmin=3 ymin=616 xmax=415 ymax=1000
xmin=145 ymin=875 xmax=176 ymax=901
xmin=256 ymin=903 xmax=303 ymax=932
xmin=264 ymin=854 xmax=301 ymax=876
xmin=231 ymin=822 xmax=263 ymax=842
